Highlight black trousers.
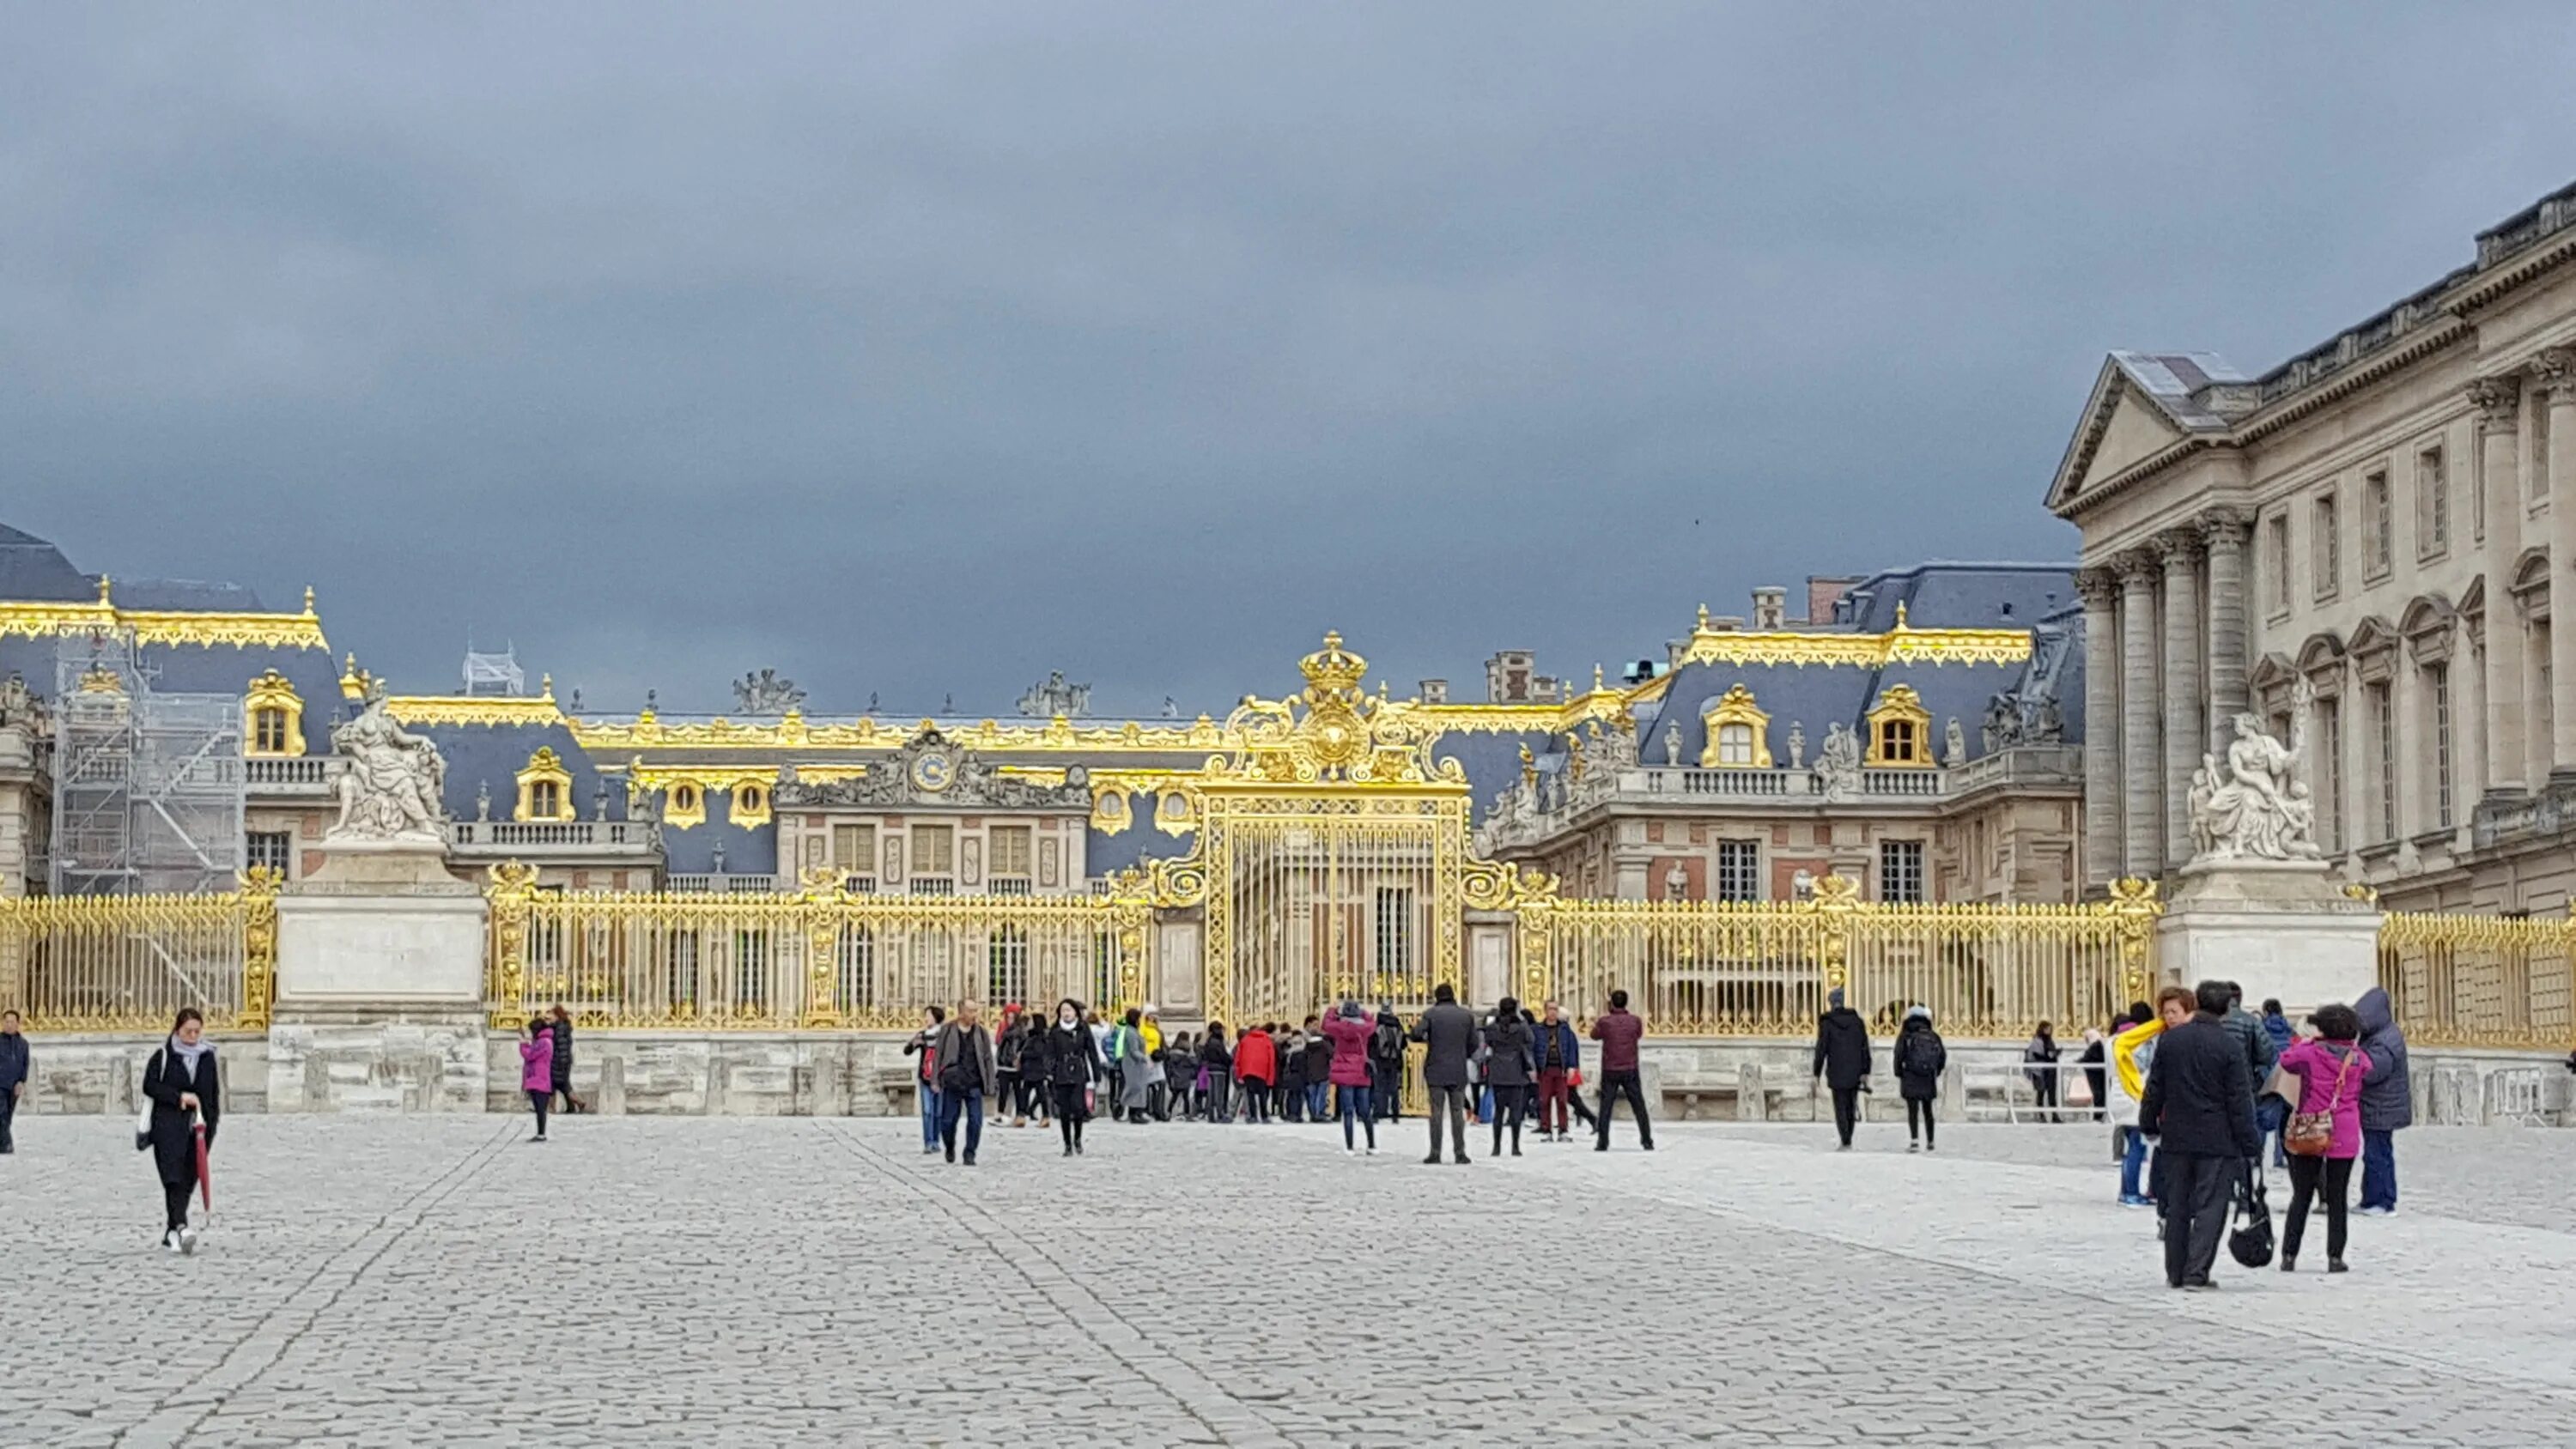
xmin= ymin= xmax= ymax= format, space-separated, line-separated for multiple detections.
xmin=1829 ymin=1086 xmax=1860 ymax=1146
xmin=1206 ymin=1074 xmax=1231 ymax=1123
xmin=0 ymin=1088 xmax=15 ymax=1152
xmin=1372 ymin=1062 xmax=1401 ymax=1119
xmin=2283 ymin=1153 xmax=2354 ymax=1263
xmin=164 ymin=1182 xmax=191 ymax=1233
xmin=2032 ymin=1074 xmax=2059 ymax=1110
xmin=2161 ymin=1151 xmax=2239 ymax=1287
xmin=1594 ymin=1070 xmax=1652 ymax=1149
xmin=1906 ymin=1098 xmax=1936 ymax=1146
xmin=1489 ymin=1083 xmax=1528 ymax=1153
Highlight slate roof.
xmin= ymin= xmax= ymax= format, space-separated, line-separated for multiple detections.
xmin=416 ymin=720 xmax=629 ymax=826
xmin=0 ymin=524 xmax=92 ymax=601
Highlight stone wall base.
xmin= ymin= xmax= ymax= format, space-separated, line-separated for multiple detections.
xmin=12 ymin=1033 xmax=273 ymax=1117
xmin=481 ymin=1033 xmax=921 ymax=1117
xmin=267 ymin=1007 xmax=488 ymax=1113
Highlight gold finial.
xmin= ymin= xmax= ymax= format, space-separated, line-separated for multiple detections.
xmin=1697 ymin=603 xmax=1710 ymax=631
xmin=1893 ymin=600 xmax=1910 ymax=629
xmin=539 ymin=673 xmax=555 ymax=700
xmin=302 ymin=585 xmax=317 ymax=615
xmin=1594 ymin=663 xmax=1606 ymax=691
xmin=96 ymin=573 xmax=112 ymax=605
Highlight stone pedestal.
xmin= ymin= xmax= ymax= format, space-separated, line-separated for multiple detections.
xmin=2155 ymin=858 xmax=2380 ymax=1015
xmin=269 ymin=835 xmax=489 ymax=1113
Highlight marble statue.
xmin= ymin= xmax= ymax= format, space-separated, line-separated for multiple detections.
xmin=1018 ymin=671 xmax=1092 ymax=719
xmin=2190 ymin=680 xmax=2322 ymax=863
xmin=1662 ymin=718 xmax=1683 ymax=765
xmin=1942 ymin=717 xmax=1967 ymax=768
xmin=329 ymin=685 xmax=447 ymax=842
xmin=1786 ymin=721 xmax=1806 ymax=769
xmin=733 ymin=669 xmax=805 ymax=717
xmin=1664 ymin=862 xmax=1689 ymax=901
xmin=1817 ymin=721 xmax=1862 ymax=803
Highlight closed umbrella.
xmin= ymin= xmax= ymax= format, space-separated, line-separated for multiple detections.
xmin=191 ymin=1106 xmax=212 ymax=1213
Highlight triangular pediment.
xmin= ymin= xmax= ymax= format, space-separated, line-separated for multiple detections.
xmin=2047 ymin=353 xmax=2242 ymax=514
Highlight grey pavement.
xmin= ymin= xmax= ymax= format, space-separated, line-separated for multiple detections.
xmin=3 ymin=1111 xmax=2573 ymax=1446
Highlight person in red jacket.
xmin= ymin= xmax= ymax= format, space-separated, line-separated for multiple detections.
xmin=1590 ymin=989 xmax=1653 ymax=1152
xmin=1320 ymin=999 xmax=1379 ymax=1155
xmin=1233 ymin=1021 xmax=1278 ymax=1124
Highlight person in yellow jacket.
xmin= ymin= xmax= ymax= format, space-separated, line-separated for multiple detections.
xmin=1139 ymin=1007 xmax=1168 ymax=1121
xmin=2112 ymin=986 xmax=2195 ymax=1209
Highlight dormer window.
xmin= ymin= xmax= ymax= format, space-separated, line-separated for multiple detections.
xmin=242 ymin=670 xmax=305 ymax=757
xmin=515 ymin=747 xmax=576 ymax=822
xmin=1698 ymin=683 xmax=1772 ymax=768
xmin=1716 ymin=723 xmax=1755 ymax=765
xmin=1864 ymin=685 xmax=1935 ymax=767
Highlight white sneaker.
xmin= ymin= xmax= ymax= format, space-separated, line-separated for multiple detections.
xmin=162 ymin=1230 xmax=183 ymax=1254
xmin=1366 ymin=1145 xmax=1378 ymax=1155
xmin=1345 ymin=1145 xmax=1356 ymax=1155
xmin=179 ymin=1226 xmax=199 ymax=1256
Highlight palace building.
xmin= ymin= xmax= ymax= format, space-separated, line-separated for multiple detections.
xmin=2050 ymin=176 xmax=2576 ymax=913
xmin=0 ymin=522 xmax=2080 ymax=918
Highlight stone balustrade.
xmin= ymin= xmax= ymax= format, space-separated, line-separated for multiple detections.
xmin=447 ymin=818 xmax=659 ymax=852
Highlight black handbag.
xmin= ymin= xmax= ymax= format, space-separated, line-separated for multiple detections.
xmin=2227 ymin=1167 xmax=2275 ymax=1269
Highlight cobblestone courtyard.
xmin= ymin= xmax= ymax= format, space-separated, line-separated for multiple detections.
xmin=5 ymin=1114 xmax=2573 ymax=1447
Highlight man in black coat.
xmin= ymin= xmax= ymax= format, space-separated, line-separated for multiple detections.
xmin=1810 ymin=989 xmax=1871 ymax=1149
xmin=2138 ymin=980 xmax=2263 ymax=1289
xmin=1409 ymin=983 xmax=1479 ymax=1166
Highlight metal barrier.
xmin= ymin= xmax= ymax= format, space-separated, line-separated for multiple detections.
xmin=2378 ymin=911 xmax=2575 ymax=1050
xmin=2 ymin=869 xmax=280 ymax=1032
xmin=484 ymin=864 xmax=1150 ymax=1031
xmin=1961 ymin=1057 xmax=2111 ymax=1124
xmin=1528 ymin=876 xmax=2159 ymax=1040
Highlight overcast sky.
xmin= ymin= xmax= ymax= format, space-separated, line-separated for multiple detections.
xmin=9 ymin=3 xmax=2576 ymax=716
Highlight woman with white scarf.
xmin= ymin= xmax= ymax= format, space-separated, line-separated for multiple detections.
xmin=142 ymin=1007 xmax=222 ymax=1253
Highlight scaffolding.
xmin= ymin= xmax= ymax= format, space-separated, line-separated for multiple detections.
xmin=50 ymin=634 xmax=246 ymax=896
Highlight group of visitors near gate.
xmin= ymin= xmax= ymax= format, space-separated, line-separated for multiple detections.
xmin=1810 ymin=989 xmax=1953 ymax=1153
xmin=888 ymin=984 xmax=1659 ymax=1167
xmin=2099 ymin=980 xmax=2409 ymax=1286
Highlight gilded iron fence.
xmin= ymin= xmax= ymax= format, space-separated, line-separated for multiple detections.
xmin=484 ymin=864 xmax=1151 ymax=1031
xmin=2378 ymin=911 xmax=2574 ymax=1050
xmin=1 ymin=869 xmax=280 ymax=1033
xmin=1527 ymin=876 xmax=2159 ymax=1040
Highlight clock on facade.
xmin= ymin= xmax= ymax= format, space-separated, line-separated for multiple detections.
xmin=910 ymin=749 xmax=955 ymax=794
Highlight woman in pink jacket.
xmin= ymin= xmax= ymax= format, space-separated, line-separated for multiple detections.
xmin=519 ymin=1016 xmax=556 ymax=1143
xmin=2276 ymin=1002 xmax=2371 ymax=1273
xmin=1320 ymin=1000 xmax=1378 ymax=1155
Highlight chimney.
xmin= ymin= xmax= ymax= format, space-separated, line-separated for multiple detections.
xmin=1752 ymin=586 xmax=1787 ymax=629
xmin=1419 ymin=679 xmax=1449 ymax=704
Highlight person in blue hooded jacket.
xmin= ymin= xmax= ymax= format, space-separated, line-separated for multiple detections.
xmin=2353 ymin=986 xmax=2409 ymax=1215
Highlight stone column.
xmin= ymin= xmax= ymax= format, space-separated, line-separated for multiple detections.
xmin=2471 ymin=377 xmax=2527 ymax=801
xmin=2539 ymin=351 xmax=2576 ymax=783
xmin=2156 ymin=531 xmax=2204 ymax=869
xmin=2077 ymin=568 xmax=2123 ymax=888
xmin=2117 ymin=553 xmax=2163 ymax=877
xmin=2199 ymin=508 xmax=2251 ymax=760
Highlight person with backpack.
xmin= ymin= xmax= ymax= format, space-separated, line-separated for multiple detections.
xmin=2138 ymin=981 xmax=2263 ymax=1291
xmin=1369 ymin=1004 xmax=1407 ymax=1123
xmin=1299 ymin=1023 xmax=1333 ymax=1124
xmin=1893 ymin=1005 xmax=1947 ymax=1152
xmin=2275 ymin=1003 xmax=2370 ymax=1274
xmin=1199 ymin=1023 xmax=1235 ymax=1124
xmin=1811 ymin=988 xmax=1871 ymax=1149
xmin=902 ymin=1004 xmax=947 ymax=1155
xmin=996 ymin=1009 xmax=1029 ymax=1128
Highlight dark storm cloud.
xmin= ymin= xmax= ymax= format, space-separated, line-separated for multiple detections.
xmin=9 ymin=3 xmax=2576 ymax=714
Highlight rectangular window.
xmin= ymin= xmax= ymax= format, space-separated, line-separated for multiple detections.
xmin=2267 ymin=514 xmax=2292 ymax=612
xmin=832 ymin=822 xmax=876 ymax=870
xmin=1878 ymin=840 xmax=1925 ymax=904
xmin=2369 ymin=682 xmax=2396 ymax=843
xmin=2312 ymin=492 xmax=2340 ymax=599
xmin=1715 ymin=840 xmax=1761 ymax=901
xmin=528 ymin=780 xmax=562 ymax=821
xmin=2428 ymin=664 xmax=2453 ymax=831
xmin=1375 ymin=886 xmax=1415 ymax=979
xmin=2318 ymin=697 xmax=2342 ymax=856
xmin=988 ymin=825 xmax=1033 ymax=878
xmin=908 ymin=824 xmax=953 ymax=876
xmin=252 ymin=708 xmax=289 ymax=755
xmin=246 ymin=830 xmax=292 ymax=878
xmin=2363 ymin=470 xmax=2391 ymax=575
xmin=1716 ymin=723 xmax=1753 ymax=766
xmin=2417 ymin=446 xmax=2447 ymax=555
